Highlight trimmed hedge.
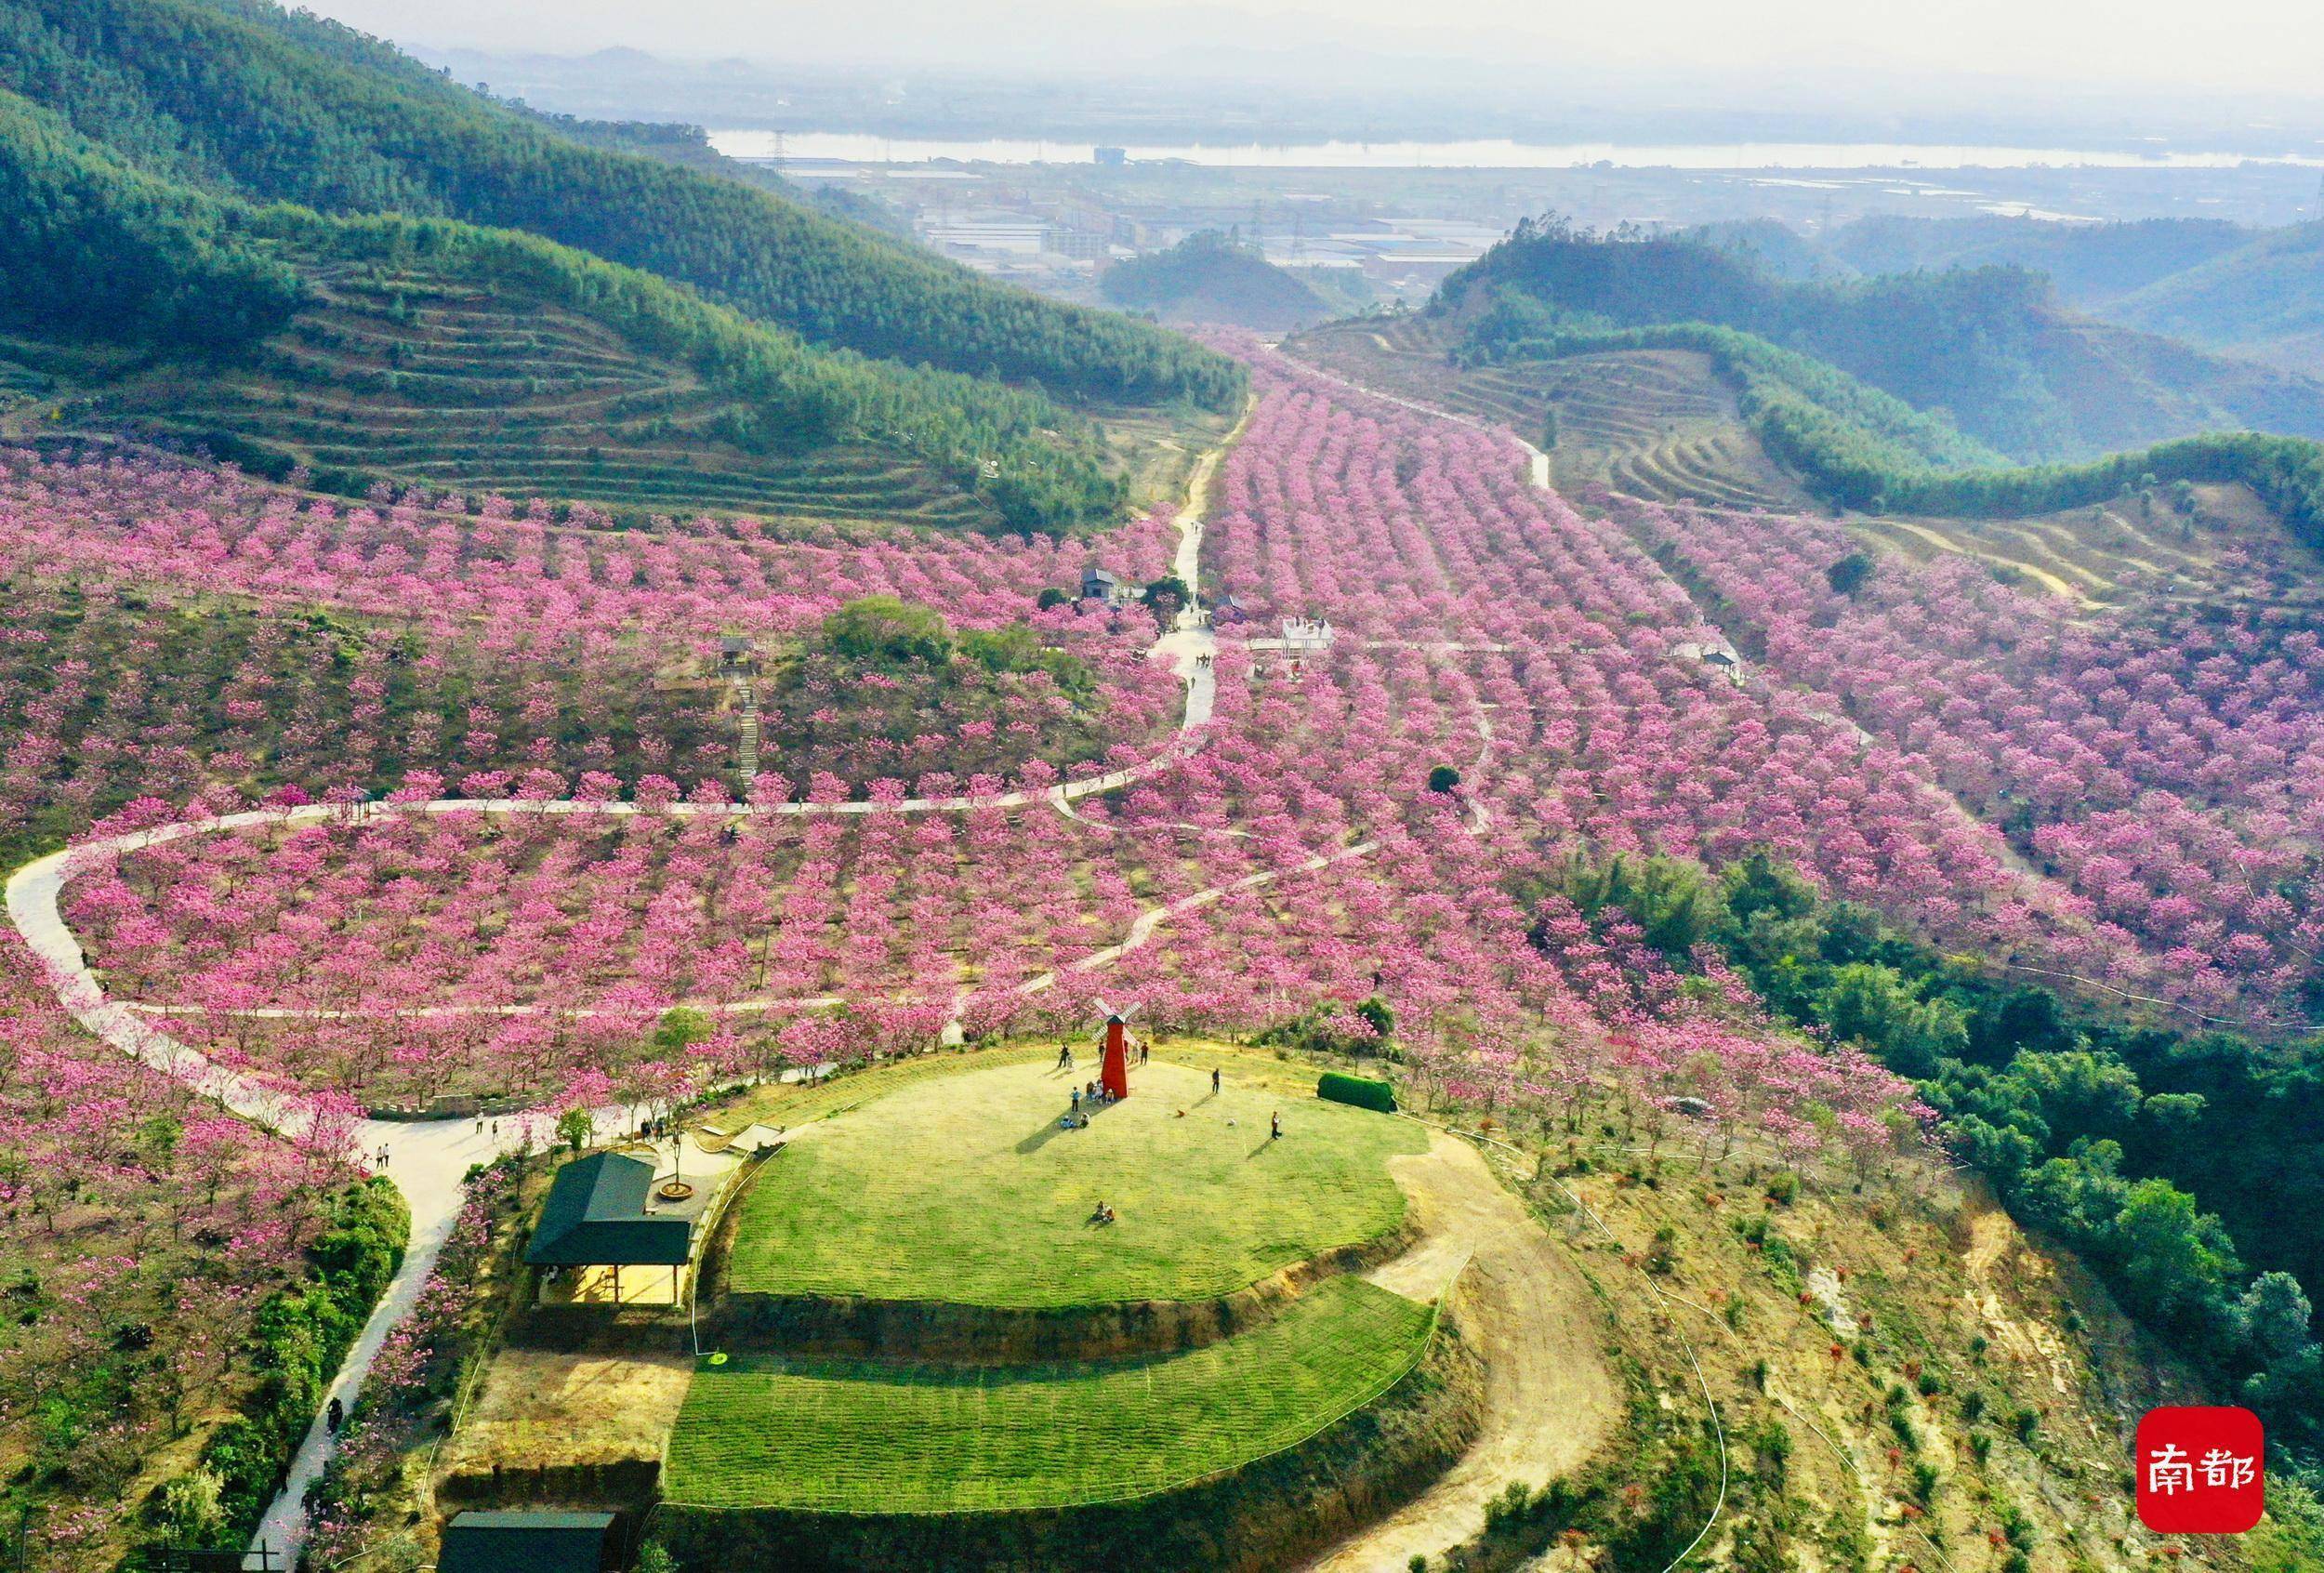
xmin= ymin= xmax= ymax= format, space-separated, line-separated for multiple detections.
xmin=1317 ymin=1073 xmax=1397 ymax=1115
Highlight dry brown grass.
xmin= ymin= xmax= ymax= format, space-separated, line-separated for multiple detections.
xmin=441 ymin=1347 xmax=694 ymax=1480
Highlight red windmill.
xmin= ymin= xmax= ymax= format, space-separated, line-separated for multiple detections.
xmin=1095 ymin=1003 xmax=1136 ymax=1101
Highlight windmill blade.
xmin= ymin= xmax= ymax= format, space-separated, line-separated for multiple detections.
xmin=1090 ymin=997 xmax=1116 ymax=1022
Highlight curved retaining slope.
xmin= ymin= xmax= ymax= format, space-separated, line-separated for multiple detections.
xmin=701 ymin=1212 xmax=1416 ymax=1365
xmin=653 ymin=1284 xmax=1485 ymax=1573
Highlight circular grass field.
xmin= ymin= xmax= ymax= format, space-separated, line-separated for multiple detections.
xmin=723 ymin=1054 xmax=1429 ymax=1308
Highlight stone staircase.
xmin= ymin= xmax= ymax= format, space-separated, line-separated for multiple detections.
xmin=733 ymin=677 xmax=761 ymax=790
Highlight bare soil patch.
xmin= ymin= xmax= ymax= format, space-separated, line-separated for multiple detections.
xmin=1301 ymin=1131 xmax=1619 ymax=1571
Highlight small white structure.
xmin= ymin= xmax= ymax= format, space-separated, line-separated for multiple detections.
xmin=1276 ymin=616 xmax=1336 ymax=653
xmin=1081 ymin=566 xmax=1141 ymax=606
xmin=1672 ymin=638 xmax=1745 ymax=684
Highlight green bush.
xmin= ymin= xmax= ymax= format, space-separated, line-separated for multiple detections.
xmin=1318 ymin=1072 xmax=1397 ymax=1114
xmin=191 ymin=1177 xmax=409 ymax=1542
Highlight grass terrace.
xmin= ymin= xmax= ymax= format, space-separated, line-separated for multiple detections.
xmin=726 ymin=1055 xmax=1427 ymax=1308
xmin=664 ymin=1276 xmax=1437 ymax=1513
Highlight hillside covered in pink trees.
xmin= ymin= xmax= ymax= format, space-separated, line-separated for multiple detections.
xmin=7 ymin=343 xmax=2324 ymax=1562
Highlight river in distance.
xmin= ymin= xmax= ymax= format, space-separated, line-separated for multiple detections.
xmin=711 ymin=131 xmax=2324 ymax=170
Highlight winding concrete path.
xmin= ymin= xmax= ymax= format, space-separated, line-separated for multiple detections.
xmin=7 ymin=841 xmax=548 ymax=1566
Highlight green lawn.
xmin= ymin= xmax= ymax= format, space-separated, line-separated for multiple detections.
xmin=665 ymin=1276 xmax=1435 ymax=1512
xmin=724 ymin=1055 xmax=1427 ymax=1308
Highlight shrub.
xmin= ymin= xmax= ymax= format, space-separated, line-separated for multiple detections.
xmin=1825 ymin=551 xmax=1873 ymax=595
xmin=1318 ymin=1072 xmax=1397 ymax=1114
xmin=191 ymin=1178 xmax=409 ymax=1541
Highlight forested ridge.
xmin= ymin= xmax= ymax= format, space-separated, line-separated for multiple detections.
xmin=1439 ymin=218 xmax=2324 ymax=463
xmin=0 ymin=92 xmax=305 ymax=350
xmin=0 ymin=93 xmax=1146 ymax=528
xmin=0 ymin=0 xmax=1240 ymax=411
xmin=1754 ymin=211 xmax=2324 ymax=379
xmin=1821 ymin=214 xmax=2257 ymax=302
xmin=1101 ymin=231 xmax=1334 ymax=329
xmin=0 ymin=0 xmax=1248 ymax=530
xmin=1440 ymin=222 xmax=2324 ymax=543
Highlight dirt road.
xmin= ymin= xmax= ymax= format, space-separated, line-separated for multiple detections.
xmin=1301 ymin=1131 xmax=1618 ymax=1571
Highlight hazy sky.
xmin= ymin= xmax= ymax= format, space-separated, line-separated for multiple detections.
xmin=300 ymin=0 xmax=2324 ymax=97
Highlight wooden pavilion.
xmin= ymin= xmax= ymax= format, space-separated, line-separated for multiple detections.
xmin=523 ymin=1152 xmax=693 ymax=1306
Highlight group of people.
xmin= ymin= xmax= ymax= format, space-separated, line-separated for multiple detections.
xmin=1057 ymin=1038 xmax=1152 ymax=1069
xmin=1064 ymin=1079 xmax=1121 ymax=1128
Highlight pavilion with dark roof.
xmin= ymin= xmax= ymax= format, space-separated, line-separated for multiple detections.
xmin=439 ymin=1511 xmax=616 ymax=1573
xmin=524 ymin=1151 xmax=693 ymax=1305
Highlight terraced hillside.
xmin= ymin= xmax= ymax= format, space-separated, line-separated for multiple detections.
xmin=72 ymin=263 xmax=994 ymax=526
xmin=0 ymin=0 xmax=1248 ymax=532
xmin=1849 ymin=481 xmax=2312 ymax=611
xmin=1292 ymin=316 xmax=1801 ymax=509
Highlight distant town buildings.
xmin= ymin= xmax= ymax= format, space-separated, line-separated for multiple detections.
xmin=738 ymin=154 xmax=1508 ymax=305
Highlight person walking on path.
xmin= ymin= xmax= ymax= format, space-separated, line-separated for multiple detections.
xmin=326 ymin=1397 xmax=343 ymax=1434
xmin=1271 ymin=1112 xmax=1282 ymax=1141
xmin=1211 ymin=1067 xmax=1221 ymax=1095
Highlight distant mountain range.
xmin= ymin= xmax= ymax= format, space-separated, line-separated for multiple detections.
xmin=1696 ymin=212 xmax=2324 ymax=382
xmin=0 ymin=0 xmax=1244 ymax=530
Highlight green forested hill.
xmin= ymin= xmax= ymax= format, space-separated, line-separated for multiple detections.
xmin=1101 ymin=231 xmax=1335 ymax=331
xmin=1823 ymin=214 xmax=2255 ymax=303
xmin=1422 ymin=223 xmax=2324 ymax=539
xmin=0 ymin=90 xmax=1143 ymax=529
xmin=1688 ymin=212 xmax=2324 ymax=381
xmin=0 ymin=0 xmax=1246 ymax=529
xmin=1437 ymin=220 xmax=2324 ymax=463
xmin=2107 ymin=221 xmax=2324 ymax=376
xmin=0 ymin=0 xmax=1239 ymax=409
